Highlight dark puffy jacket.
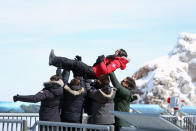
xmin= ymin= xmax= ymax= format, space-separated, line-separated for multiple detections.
xmin=16 ymin=80 xmax=64 ymax=122
xmin=57 ymin=68 xmax=86 ymax=123
xmin=86 ymin=84 xmax=116 ymax=125
xmin=61 ymin=85 xmax=86 ymax=123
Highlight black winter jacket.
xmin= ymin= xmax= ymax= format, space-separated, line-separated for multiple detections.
xmin=86 ymin=84 xmax=116 ymax=125
xmin=61 ymin=85 xmax=86 ymax=123
xmin=57 ymin=68 xmax=86 ymax=123
xmin=16 ymin=80 xmax=64 ymax=122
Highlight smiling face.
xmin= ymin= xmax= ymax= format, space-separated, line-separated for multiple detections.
xmin=121 ymin=78 xmax=129 ymax=88
xmin=121 ymin=77 xmax=136 ymax=90
xmin=115 ymin=49 xmax=120 ymax=56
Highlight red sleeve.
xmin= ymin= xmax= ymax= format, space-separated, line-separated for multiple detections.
xmin=99 ymin=59 xmax=122 ymax=74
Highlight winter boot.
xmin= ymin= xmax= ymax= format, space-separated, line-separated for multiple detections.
xmin=49 ymin=49 xmax=56 ymax=66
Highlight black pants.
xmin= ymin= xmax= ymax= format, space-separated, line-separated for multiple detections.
xmin=53 ymin=56 xmax=96 ymax=79
xmin=114 ymin=125 xmax=121 ymax=131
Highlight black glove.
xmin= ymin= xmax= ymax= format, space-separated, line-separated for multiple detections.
xmin=97 ymin=55 xmax=105 ymax=63
xmin=85 ymin=82 xmax=91 ymax=90
xmin=132 ymin=95 xmax=138 ymax=101
xmin=74 ymin=55 xmax=82 ymax=61
xmin=13 ymin=94 xmax=19 ymax=102
xmin=93 ymin=55 xmax=105 ymax=67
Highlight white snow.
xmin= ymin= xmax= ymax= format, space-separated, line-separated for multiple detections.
xmin=135 ymin=32 xmax=196 ymax=110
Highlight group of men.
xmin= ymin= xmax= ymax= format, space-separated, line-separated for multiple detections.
xmin=13 ymin=49 xmax=139 ymax=131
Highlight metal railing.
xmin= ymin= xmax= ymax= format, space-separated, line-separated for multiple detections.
xmin=162 ymin=115 xmax=179 ymax=126
xmin=2 ymin=113 xmax=196 ymax=131
xmin=0 ymin=113 xmax=39 ymax=128
xmin=30 ymin=121 xmax=114 ymax=131
xmin=183 ymin=116 xmax=196 ymax=131
xmin=0 ymin=119 xmax=27 ymax=131
xmin=162 ymin=115 xmax=196 ymax=131
xmin=0 ymin=113 xmax=114 ymax=131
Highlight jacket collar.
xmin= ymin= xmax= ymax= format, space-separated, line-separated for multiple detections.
xmin=99 ymin=88 xmax=114 ymax=98
xmin=64 ymin=85 xmax=85 ymax=95
xmin=43 ymin=79 xmax=64 ymax=87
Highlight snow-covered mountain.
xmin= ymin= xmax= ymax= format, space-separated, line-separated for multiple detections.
xmin=133 ymin=32 xmax=196 ymax=113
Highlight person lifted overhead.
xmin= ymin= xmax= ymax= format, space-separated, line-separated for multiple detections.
xmin=49 ymin=49 xmax=130 ymax=79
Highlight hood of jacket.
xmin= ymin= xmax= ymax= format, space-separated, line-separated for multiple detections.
xmin=64 ymin=85 xmax=85 ymax=96
xmin=99 ymin=86 xmax=116 ymax=99
xmin=43 ymin=79 xmax=64 ymax=96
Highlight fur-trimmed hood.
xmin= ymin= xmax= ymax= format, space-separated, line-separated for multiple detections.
xmin=99 ymin=86 xmax=116 ymax=99
xmin=64 ymin=85 xmax=85 ymax=96
xmin=43 ymin=79 xmax=64 ymax=87
xmin=43 ymin=79 xmax=64 ymax=96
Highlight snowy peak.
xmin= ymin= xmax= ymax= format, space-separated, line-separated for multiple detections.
xmin=133 ymin=32 xmax=196 ymax=113
xmin=170 ymin=32 xmax=196 ymax=62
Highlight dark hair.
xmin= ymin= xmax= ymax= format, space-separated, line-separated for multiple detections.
xmin=70 ymin=76 xmax=80 ymax=86
xmin=99 ymin=75 xmax=110 ymax=86
xmin=126 ymin=77 xmax=136 ymax=90
xmin=117 ymin=49 xmax=128 ymax=57
xmin=50 ymin=75 xmax=60 ymax=81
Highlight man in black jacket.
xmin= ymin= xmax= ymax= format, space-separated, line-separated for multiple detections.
xmin=56 ymin=68 xmax=86 ymax=123
xmin=85 ymin=75 xmax=116 ymax=125
xmin=13 ymin=75 xmax=64 ymax=122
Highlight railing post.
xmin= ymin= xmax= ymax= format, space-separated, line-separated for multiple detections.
xmin=23 ymin=120 xmax=28 ymax=131
xmin=109 ymin=125 xmax=115 ymax=131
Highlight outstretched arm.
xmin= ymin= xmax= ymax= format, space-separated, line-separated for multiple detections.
xmin=13 ymin=90 xmax=54 ymax=103
xmin=109 ymin=72 xmax=133 ymax=99
xmin=109 ymin=72 xmax=121 ymax=88
xmin=56 ymin=68 xmax=62 ymax=79
xmin=80 ymin=76 xmax=85 ymax=87
xmin=62 ymin=69 xmax=70 ymax=85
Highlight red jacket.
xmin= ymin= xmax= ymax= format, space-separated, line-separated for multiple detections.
xmin=92 ymin=56 xmax=129 ymax=78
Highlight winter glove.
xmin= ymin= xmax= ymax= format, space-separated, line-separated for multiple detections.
xmin=85 ymin=82 xmax=91 ymax=90
xmin=132 ymin=95 xmax=138 ymax=101
xmin=96 ymin=55 xmax=105 ymax=63
xmin=93 ymin=55 xmax=105 ymax=66
xmin=74 ymin=55 xmax=82 ymax=61
xmin=13 ymin=94 xmax=19 ymax=102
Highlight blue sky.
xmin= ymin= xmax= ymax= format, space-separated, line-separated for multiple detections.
xmin=1 ymin=0 xmax=196 ymax=101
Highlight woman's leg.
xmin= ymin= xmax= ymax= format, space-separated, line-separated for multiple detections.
xmin=49 ymin=49 xmax=96 ymax=79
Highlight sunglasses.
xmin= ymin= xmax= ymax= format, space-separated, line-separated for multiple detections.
xmin=122 ymin=80 xmax=129 ymax=84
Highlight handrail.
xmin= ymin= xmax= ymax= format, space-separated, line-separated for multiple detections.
xmin=30 ymin=121 xmax=114 ymax=131
xmin=0 ymin=119 xmax=27 ymax=131
xmin=0 ymin=113 xmax=39 ymax=117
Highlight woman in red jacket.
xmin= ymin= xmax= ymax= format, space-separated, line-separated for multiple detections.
xmin=49 ymin=49 xmax=130 ymax=79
